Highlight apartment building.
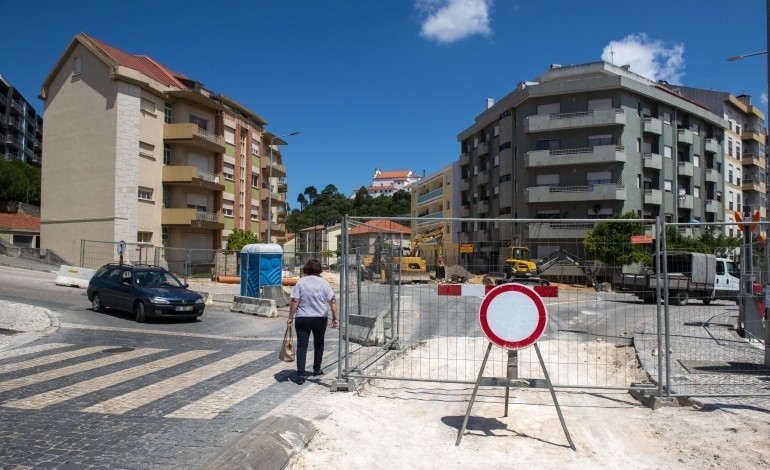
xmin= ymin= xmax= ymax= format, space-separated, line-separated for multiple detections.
xmin=661 ymin=87 xmax=767 ymax=234
xmin=1 ymin=75 xmax=43 ymax=166
xmin=456 ymin=61 xmax=728 ymax=269
xmin=410 ymin=162 xmax=461 ymax=265
xmin=40 ymin=33 xmax=288 ymax=264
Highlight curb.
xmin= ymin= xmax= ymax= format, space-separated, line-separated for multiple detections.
xmin=204 ymin=415 xmax=315 ymax=470
xmin=0 ymin=261 xmax=59 ymax=274
xmin=0 ymin=304 xmax=60 ymax=352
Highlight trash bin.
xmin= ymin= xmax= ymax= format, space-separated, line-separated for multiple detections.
xmin=240 ymin=244 xmax=283 ymax=298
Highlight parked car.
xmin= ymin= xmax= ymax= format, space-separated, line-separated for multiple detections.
xmin=87 ymin=263 xmax=204 ymax=322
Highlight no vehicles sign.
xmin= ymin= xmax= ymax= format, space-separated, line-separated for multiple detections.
xmin=478 ymin=283 xmax=548 ymax=350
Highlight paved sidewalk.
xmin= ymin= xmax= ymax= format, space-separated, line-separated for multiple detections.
xmin=0 ymin=299 xmax=59 ymax=351
xmin=0 ymin=254 xmax=59 ymax=273
xmin=634 ymin=304 xmax=768 ymax=405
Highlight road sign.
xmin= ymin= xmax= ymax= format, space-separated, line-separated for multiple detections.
xmin=478 ymin=283 xmax=547 ymax=350
xmin=116 ymin=240 xmax=126 ymax=256
xmin=460 ymin=243 xmax=473 ymax=253
xmin=631 ymin=235 xmax=653 ymax=244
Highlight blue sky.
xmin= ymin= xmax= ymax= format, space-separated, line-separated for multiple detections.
xmin=2 ymin=1 xmax=767 ymax=205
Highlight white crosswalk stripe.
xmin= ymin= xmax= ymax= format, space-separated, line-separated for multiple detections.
xmin=0 ymin=348 xmax=166 ymax=393
xmin=0 ymin=343 xmax=71 ymax=361
xmin=4 ymin=349 xmax=215 ymax=410
xmin=81 ymin=350 xmax=268 ymax=415
xmin=0 ymin=346 xmax=113 ymax=375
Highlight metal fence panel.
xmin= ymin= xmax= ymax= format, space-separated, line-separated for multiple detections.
xmin=80 ymin=240 xmax=156 ymax=269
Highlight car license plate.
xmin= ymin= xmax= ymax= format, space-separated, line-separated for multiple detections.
xmin=175 ymin=306 xmax=193 ymax=311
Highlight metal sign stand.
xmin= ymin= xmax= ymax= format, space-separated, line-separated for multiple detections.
xmin=455 ymin=341 xmax=576 ymax=450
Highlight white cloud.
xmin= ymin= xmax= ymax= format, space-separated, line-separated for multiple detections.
xmin=761 ymin=93 xmax=768 ymax=106
xmin=417 ymin=0 xmax=493 ymax=44
xmin=601 ymin=33 xmax=685 ymax=84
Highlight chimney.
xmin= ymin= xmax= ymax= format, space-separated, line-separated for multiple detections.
xmin=550 ymin=64 xmax=561 ymax=69
xmin=486 ymin=98 xmax=495 ymax=109
xmin=620 ymin=64 xmax=630 ymax=71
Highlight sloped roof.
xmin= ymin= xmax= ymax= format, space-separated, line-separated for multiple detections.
xmin=348 ymin=220 xmax=411 ymax=236
xmin=84 ymin=34 xmax=189 ymax=88
xmin=298 ymin=224 xmax=326 ymax=232
xmin=375 ymin=170 xmax=412 ymax=180
xmin=0 ymin=213 xmax=40 ymax=232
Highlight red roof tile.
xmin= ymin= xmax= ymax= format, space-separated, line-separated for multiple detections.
xmin=0 ymin=213 xmax=40 ymax=232
xmin=375 ymin=170 xmax=412 ymax=179
xmin=348 ymin=220 xmax=411 ymax=236
xmin=84 ymin=34 xmax=189 ymax=88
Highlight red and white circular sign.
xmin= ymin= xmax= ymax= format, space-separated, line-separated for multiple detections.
xmin=478 ymin=283 xmax=548 ymax=350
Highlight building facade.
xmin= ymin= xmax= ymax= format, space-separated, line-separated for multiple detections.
xmin=456 ymin=62 xmax=728 ymax=270
xmin=1 ymin=75 xmax=43 ymax=166
xmin=40 ymin=34 xmax=288 ymax=264
xmin=360 ymin=169 xmax=422 ymax=197
xmin=410 ymin=162 xmax=461 ymax=265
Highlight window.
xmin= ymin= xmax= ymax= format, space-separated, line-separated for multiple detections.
xmin=694 ymin=186 xmax=700 ymax=198
xmin=139 ymin=141 xmax=155 ymax=159
xmin=587 ymin=135 xmax=611 ymax=147
xmin=73 ymin=57 xmax=81 ymax=75
xmin=138 ymin=187 xmax=153 ymax=201
xmin=252 ymin=173 xmax=259 ymax=187
xmin=252 ymin=142 xmax=260 ymax=156
xmin=223 ymin=199 xmax=234 ymax=217
xmin=164 ymin=103 xmax=172 ymax=124
xmin=189 ymin=114 xmax=209 ymax=131
xmin=140 ymin=98 xmax=156 ymax=115
xmin=223 ymin=163 xmax=234 ymax=180
xmin=494 ymin=155 xmax=499 ymax=167
xmin=727 ymin=138 xmax=733 ymax=157
xmin=664 ymin=180 xmax=673 ymax=192
xmin=636 ymin=138 xmax=641 ymax=152
xmin=587 ymin=98 xmax=612 ymax=110
xmin=693 ymin=155 xmax=700 ymax=167
xmin=251 ymin=205 xmax=259 ymax=221
xmin=664 ymin=146 xmax=673 ymax=158
xmin=587 ymin=171 xmax=611 ymax=185
xmin=224 ymin=126 xmax=235 ymax=145
xmin=536 ymin=139 xmax=560 ymax=150
xmin=737 ymin=194 xmax=741 ymax=212
xmin=163 ymin=144 xmax=171 ymax=165
xmin=537 ymin=103 xmax=561 ymax=115
xmin=499 ymin=142 xmax=512 ymax=151
xmin=494 ymin=125 xmax=499 ymax=137
xmin=536 ymin=174 xmax=559 ymax=187
xmin=162 ymin=227 xmax=169 ymax=241
xmin=663 ymin=112 xmax=671 ymax=125
xmin=186 ymin=193 xmax=208 ymax=212
xmin=499 ymin=174 xmax=512 ymax=183
xmin=728 ymin=165 xmax=733 ymax=183
xmin=137 ymin=232 xmax=152 ymax=243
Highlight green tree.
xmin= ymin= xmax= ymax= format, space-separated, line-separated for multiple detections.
xmin=0 ymin=160 xmax=41 ymax=205
xmin=297 ymin=193 xmax=307 ymax=210
xmin=665 ymin=227 xmax=710 ymax=253
xmin=304 ymin=186 xmax=318 ymax=204
xmin=225 ymin=229 xmax=262 ymax=251
xmin=698 ymin=228 xmax=741 ymax=257
xmin=583 ymin=212 xmax=651 ymax=269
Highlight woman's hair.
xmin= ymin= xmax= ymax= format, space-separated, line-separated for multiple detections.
xmin=303 ymin=259 xmax=323 ymax=276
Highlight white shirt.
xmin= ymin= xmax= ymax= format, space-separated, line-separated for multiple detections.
xmin=291 ymin=275 xmax=335 ymax=318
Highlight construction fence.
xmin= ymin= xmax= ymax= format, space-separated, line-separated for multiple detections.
xmin=335 ymin=216 xmax=769 ymax=400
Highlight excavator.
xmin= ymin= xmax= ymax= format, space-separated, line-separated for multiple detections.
xmin=361 ymin=227 xmax=448 ymax=284
xmin=487 ymin=246 xmax=599 ymax=290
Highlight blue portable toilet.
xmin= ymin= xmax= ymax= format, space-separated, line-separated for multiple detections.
xmin=240 ymin=244 xmax=283 ymax=297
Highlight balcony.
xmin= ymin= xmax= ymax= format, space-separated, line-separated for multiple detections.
xmin=261 ymin=156 xmax=287 ymax=177
xmin=742 ymin=178 xmax=766 ymax=193
xmin=163 ymin=123 xmax=226 ymax=153
xmin=11 ymin=100 xmax=22 ymax=112
xmin=161 ymin=208 xmax=224 ymax=230
xmin=704 ymin=168 xmax=719 ymax=183
xmin=526 ymin=145 xmax=626 ymax=168
xmin=478 ymin=199 xmax=490 ymax=214
xmin=642 ymin=153 xmax=662 ymax=170
xmin=677 ymin=161 xmax=694 ymax=177
xmin=277 ymin=178 xmax=288 ymax=193
xmin=417 ymin=210 xmax=443 ymax=227
xmin=677 ymin=128 xmax=694 ymax=145
xmin=643 ymin=117 xmax=663 ymax=135
xmin=644 ymin=189 xmax=662 ymax=205
xmin=460 ymin=152 xmax=471 ymax=165
xmin=3 ymin=152 xmax=22 ymax=162
xmin=6 ymin=116 xmax=20 ymax=129
xmin=475 ymin=142 xmax=489 ymax=156
xmin=477 ymin=171 xmax=490 ymax=185
xmin=270 ymin=223 xmax=286 ymax=235
xmin=276 ymin=210 xmax=288 ymax=223
xmin=3 ymin=134 xmax=19 ymax=148
xmin=741 ymin=128 xmax=766 ymax=144
xmin=417 ymin=187 xmax=444 ymax=204
xmin=704 ymin=138 xmax=720 ymax=154
xmin=460 ymin=178 xmax=471 ymax=192
xmin=742 ymin=152 xmax=764 ymax=168
xmin=525 ymin=108 xmax=626 ymax=133
xmin=461 ymin=205 xmax=470 ymax=217
xmin=474 ymin=230 xmax=490 ymax=242
xmin=162 ymin=166 xmax=225 ymax=191
xmin=678 ymin=195 xmax=694 ymax=210
xmin=705 ymin=199 xmax=722 ymax=213
xmin=526 ymin=184 xmax=626 ymax=203
xmin=527 ymin=221 xmax=594 ymax=239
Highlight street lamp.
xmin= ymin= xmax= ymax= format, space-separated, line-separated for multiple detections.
xmin=726 ymin=51 xmax=767 ymax=62
xmin=266 ymin=131 xmax=299 ymax=243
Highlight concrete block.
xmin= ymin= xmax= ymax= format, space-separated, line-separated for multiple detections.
xmin=231 ymin=296 xmax=277 ymax=318
xmin=346 ymin=311 xmax=390 ymax=347
xmin=261 ymin=285 xmax=291 ymax=308
xmin=54 ymin=266 xmax=95 ymax=289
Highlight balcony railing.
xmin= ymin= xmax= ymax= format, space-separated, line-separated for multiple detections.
xmin=643 ymin=117 xmax=663 ymax=135
xmin=417 ymin=211 xmax=443 ymax=226
xmin=525 ymin=108 xmax=626 ymax=132
xmin=475 ymin=142 xmax=489 ymax=156
xmin=417 ymin=187 xmax=443 ymax=204
xmin=677 ymin=128 xmax=694 ymax=145
xmin=527 ymin=145 xmax=625 ymax=167
xmin=196 ymin=211 xmax=220 ymax=223
xmin=643 ymin=153 xmax=662 ymax=170
xmin=3 ymin=134 xmax=19 ymax=146
xmin=704 ymin=138 xmax=720 ymax=154
xmin=526 ymin=184 xmax=626 ymax=203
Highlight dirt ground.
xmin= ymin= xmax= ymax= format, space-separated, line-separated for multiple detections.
xmin=291 ymin=337 xmax=770 ymax=470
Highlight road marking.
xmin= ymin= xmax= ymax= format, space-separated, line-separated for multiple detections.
xmin=0 ymin=346 xmax=112 ymax=375
xmin=81 ymin=350 xmax=266 ymax=415
xmin=0 ymin=343 xmax=71 ymax=361
xmin=59 ymin=322 xmax=264 ymax=341
xmin=0 ymin=348 xmax=165 ymax=393
xmin=4 ymin=350 xmax=215 ymax=410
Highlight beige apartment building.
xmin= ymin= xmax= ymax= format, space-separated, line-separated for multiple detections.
xmin=410 ymin=163 xmax=461 ymax=265
xmin=40 ymin=33 xmax=288 ymax=264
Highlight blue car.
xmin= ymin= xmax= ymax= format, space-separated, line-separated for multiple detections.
xmin=87 ymin=264 xmax=204 ymax=322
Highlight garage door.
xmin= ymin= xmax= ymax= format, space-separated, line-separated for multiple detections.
xmin=186 ymin=233 xmax=210 ymax=250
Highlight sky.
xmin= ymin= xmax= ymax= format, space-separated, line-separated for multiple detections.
xmin=2 ymin=0 xmax=767 ymax=206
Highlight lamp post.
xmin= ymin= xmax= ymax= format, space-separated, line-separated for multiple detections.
xmin=266 ymin=131 xmax=299 ymax=244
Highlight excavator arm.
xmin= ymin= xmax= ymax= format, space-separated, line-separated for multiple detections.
xmin=536 ymin=249 xmax=598 ymax=289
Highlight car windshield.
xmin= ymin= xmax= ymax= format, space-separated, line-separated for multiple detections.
xmin=134 ymin=270 xmax=184 ymax=288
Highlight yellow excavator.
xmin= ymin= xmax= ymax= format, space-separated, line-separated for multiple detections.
xmin=491 ymin=245 xmax=598 ymax=289
xmin=361 ymin=227 xmax=446 ymax=283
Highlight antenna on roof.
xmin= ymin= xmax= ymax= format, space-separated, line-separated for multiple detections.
xmin=610 ymin=45 xmax=615 ymax=65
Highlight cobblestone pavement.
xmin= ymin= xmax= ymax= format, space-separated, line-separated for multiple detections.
xmin=0 ymin=315 xmax=341 ymax=468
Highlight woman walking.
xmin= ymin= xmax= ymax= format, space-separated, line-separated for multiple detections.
xmin=287 ymin=259 xmax=338 ymax=385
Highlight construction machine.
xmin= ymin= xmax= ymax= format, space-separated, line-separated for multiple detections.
xmin=361 ymin=227 xmax=449 ymax=283
xmin=487 ymin=246 xmax=599 ymax=290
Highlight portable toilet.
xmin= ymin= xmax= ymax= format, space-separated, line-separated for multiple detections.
xmin=240 ymin=244 xmax=283 ymax=298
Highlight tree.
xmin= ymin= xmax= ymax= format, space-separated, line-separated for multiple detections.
xmin=297 ymin=193 xmax=307 ymax=210
xmin=321 ymin=184 xmax=338 ymax=196
xmin=0 ymin=160 xmax=41 ymax=205
xmin=583 ymin=212 xmax=651 ymax=269
xmin=225 ymin=229 xmax=262 ymax=251
xmin=698 ymin=228 xmax=741 ymax=257
xmin=304 ymin=186 xmax=318 ymax=204
xmin=665 ymin=227 xmax=710 ymax=253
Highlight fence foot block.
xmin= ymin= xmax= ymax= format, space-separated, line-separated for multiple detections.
xmin=330 ymin=378 xmax=360 ymax=392
xmin=629 ymin=383 xmax=680 ymax=410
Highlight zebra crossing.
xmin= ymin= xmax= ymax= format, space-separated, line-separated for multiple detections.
xmin=0 ymin=342 xmax=321 ymax=419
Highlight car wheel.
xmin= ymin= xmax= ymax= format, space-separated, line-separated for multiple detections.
xmin=674 ymin=290 xmax=689 ymax=306
xmin=92 ymin=293 xmax=105 ymax=312
xmin=702 ymin=298 xmax=712 ymax=305
xmin=135 ymin=301 xmax=148 ymax=323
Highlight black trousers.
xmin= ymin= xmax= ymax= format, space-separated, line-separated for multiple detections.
xmin=294 ymin=317 xmax=328 ymax=374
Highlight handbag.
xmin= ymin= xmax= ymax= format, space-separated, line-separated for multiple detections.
xmin=279 ymin=325 xmax=295 ymax=362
